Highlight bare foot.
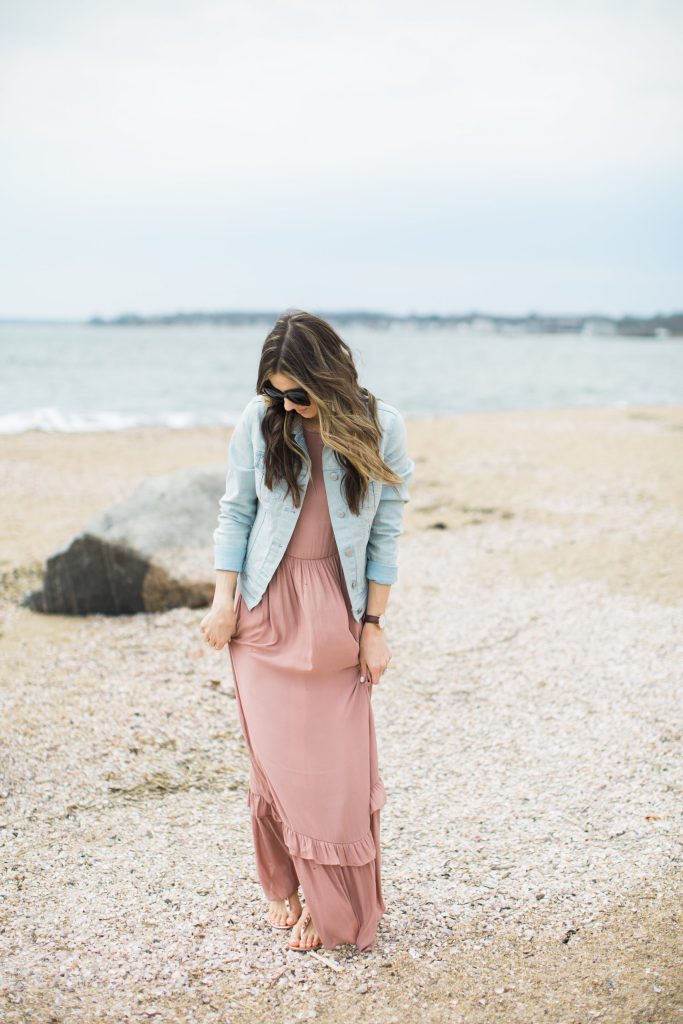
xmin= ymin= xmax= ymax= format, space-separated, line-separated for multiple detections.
xmin=266 ymin=890 xmax=302 ymax=927
xmin=288 ymin=905 xmax=323 ymax=951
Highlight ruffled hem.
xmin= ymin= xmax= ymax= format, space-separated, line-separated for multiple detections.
xmin=247 ymin=785 xmax=386 ymax=867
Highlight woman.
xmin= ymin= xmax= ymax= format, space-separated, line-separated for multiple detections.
xmin=200 ymin=310 xmax=414 ymax=953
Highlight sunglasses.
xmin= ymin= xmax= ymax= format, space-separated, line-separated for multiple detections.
xmin=262 ymin=383 xmax=312 ymax=407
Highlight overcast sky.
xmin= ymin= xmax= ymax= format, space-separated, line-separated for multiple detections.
xmin=1 ymin=0 xmax=681 ymax=319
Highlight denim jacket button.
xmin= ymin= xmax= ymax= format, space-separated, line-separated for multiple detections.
xmin=351 ymin=581 xmax=357 ymax=588
xmin=344 ymin=546 xmax=352 ymax=555
xmin=336 ymin=509 xmax=345 ymax=517
xmin=330 ymin=472 xmax=339 ymax=480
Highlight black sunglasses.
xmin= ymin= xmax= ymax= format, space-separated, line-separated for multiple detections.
xmin=262 ymin=383 xmax=312 ymax=407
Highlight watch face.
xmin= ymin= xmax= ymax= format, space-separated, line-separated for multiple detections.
xmin=378 ymin=614 xmax=386 ymax=628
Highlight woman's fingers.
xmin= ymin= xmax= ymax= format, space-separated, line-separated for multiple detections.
xmin=360 ymin=662 xmax=381 ymax=685
xmin=367 ymin=660 xmax=390 ymax=685
xmin=199 ymin=608 xmax=239 ymax=650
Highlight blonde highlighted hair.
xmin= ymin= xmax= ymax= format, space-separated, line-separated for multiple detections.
xmin=256 ymin=309 xmax=404 ymax=516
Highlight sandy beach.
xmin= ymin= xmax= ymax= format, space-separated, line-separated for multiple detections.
xmin=1 ymin=403 xmax=681 ymax=1023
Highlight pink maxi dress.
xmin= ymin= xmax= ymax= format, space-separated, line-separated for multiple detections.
xmin=227 ymin=423 xmax=387 ymax=951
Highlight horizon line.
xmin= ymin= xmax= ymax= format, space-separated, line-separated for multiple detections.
xmin=1 ymin=308 xmax=682 ymax=325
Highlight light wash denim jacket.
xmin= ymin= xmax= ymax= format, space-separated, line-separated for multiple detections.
xmin=213 ymin=394 xmax=414 ymax=622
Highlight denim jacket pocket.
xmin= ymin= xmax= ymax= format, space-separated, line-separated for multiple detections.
xmin=255 ymin=450 xmax=308 ymax=512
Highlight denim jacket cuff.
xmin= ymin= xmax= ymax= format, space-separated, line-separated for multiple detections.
xmin=214 ymin=544 xmax=247 ymax=572
xmin=366 ymin=559 xmax=398 ymax=585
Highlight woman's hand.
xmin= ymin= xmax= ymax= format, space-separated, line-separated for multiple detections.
xmin=359 ymin=624 xmax=392 ymax=687
xmin=199 ymin=602 xmax=239 ymax=651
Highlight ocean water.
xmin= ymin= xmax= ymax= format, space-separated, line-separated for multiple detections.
xmin=0 ymin=322 xmax=681 ymax=434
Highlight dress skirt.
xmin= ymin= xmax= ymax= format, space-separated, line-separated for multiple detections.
xmin=227 ymin=425 xmax=386 ymax=951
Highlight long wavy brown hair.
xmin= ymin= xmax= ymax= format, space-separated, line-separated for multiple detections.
xmin=256 ymin=309 xmax=404 ymax=516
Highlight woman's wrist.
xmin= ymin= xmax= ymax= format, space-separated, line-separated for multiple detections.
xmin=214 ymin=569 xmax=237 ymax=603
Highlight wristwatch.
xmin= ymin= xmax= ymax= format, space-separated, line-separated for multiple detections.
xmin=363 ymin=612 xmax=386 ymax=628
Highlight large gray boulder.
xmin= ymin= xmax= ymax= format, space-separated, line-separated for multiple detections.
xmin=24 ymin=464 xmax=226 ymax=615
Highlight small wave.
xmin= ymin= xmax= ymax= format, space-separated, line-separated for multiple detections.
xmin=0 ymin=407 xmax=240 ymax=435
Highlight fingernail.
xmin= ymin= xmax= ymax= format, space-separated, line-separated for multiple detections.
xmin=359 ymin=675 xmax=365 ymax=682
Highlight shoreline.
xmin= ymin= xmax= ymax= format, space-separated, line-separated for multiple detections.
xmin=2 ymin=402 xmax=681 ymax=605
xmin=2 ymin=396 xmax=682 ymax=438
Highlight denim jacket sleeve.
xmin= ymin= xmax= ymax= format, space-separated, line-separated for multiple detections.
xmin=365 ymin=409 xmax=414 ymax=585
xmin=213 ymin=403 xmax=258 ymax=572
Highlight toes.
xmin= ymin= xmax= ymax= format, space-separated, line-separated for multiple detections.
xmin=268 ymin=900 xmax=290 ymax=925
xmin=288 ymin=907 xmax=321 ymax=950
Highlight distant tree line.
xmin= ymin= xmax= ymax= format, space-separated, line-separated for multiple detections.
xmin=84 ymin=310 xmax=683 ymax=336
